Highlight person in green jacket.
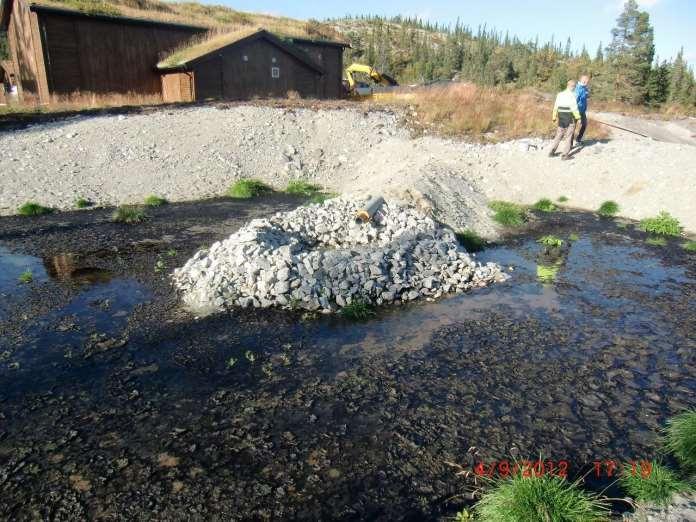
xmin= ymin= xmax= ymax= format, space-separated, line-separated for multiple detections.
xmin=548 ymin=80 xmax=581 ymax=160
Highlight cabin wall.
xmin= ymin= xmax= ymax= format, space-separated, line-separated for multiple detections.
xmin=292 ymin=42 xmax=343 ymax=99
xmin=7 ymin=0 xmax=41 ymax=101
xmin=192 ymin=38 xmax=320 ymax=101
xmin=37 ymin=11 xmax=203 ymax=96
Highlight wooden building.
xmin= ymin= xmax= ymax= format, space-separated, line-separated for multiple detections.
xmin=0 ymin=0 xmax=205 ymax=103
xmin=157 ymin=29 xmax=347 ymax=102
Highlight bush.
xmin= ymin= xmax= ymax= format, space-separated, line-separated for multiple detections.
xmin=144 ymin=195 xmax=168 ymax=207
xmin=489 ymin=201 xmax=527 ymax=227
xmin=639 ymin=212 xmax=682 ymax=236
xmin=683 ymin=241 xmax=696 ymax=252
xmin=620 ymin=462 xmax=689 ymax=506
xmin=285 ymin=180 xmax=322 ymax=197
xmin=537 ymin=235 xmax=564 ymax=248
xmin=456 ymin=229 xmax=487 ymax=252
xmin=18 ymin=202 xmax=52 ymax=216
xmin=665 ymin=410 xmax=696 ymax=470
xmin=112 ymin=205 xmax=146 ymax=224
xmin=228 ymin=179 xmax=271 ymax=199
xmin=18 ymin=270 xmax=33 ymax=284
xmin=533 ymin=198 xmax=557 ymax=213
xmin=340 ymin=299 xmax=375 ymax=320
xmin=75 ymin=197 xmax=92 ymax=209
xmin=597 ymin=201 xmax=619 ymax=217
xmin=475 ymin=474 xmax=609 ymax=522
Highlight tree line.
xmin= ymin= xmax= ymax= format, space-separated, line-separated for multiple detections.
xmin=333 ymin=0 xmax=696 ymax=108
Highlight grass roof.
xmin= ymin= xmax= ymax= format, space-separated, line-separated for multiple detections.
xmin=157 ymin=27 xmax=258 ymax=68
xmin=28 ymin=0 xmax=346 ymax=42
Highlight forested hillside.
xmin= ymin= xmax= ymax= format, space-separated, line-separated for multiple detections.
xmin=330 ymin=0 xmax=696 ymax=109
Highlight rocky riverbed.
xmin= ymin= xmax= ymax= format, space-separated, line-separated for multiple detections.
xmin=1 ymin=198 xmax=695 ymax=520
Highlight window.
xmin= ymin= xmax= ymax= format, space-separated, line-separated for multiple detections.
xmin=242 ymin=55 xmax=248 ymax=62
xmin=271 ymin=67 xmax=280 ymax=79
xmin=271 ymin=57 xmax=277 ymax=63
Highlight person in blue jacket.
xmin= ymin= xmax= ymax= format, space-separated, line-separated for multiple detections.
xmin=574 ymin=75 xmax=590 ymax=145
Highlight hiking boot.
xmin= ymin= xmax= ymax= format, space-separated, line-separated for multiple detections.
xmin=548 ymin=151 xmax=556 ymax=158
xmin=561 ymin=155 xmax=572 ymax=161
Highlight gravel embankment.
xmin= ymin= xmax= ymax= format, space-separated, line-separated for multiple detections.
xmin=1 ymin=105 xmax=695 ymax=234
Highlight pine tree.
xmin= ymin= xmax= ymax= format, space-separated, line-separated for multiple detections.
xmin=647 ymin=58 xmax=670 ymax=105
xmin=606 ymin=0 xmax=655 ymax=103
xmin=595 ymin=42 xmax=604 ymax=64
xmin=668 ymin=49 xmax=688 ymax=104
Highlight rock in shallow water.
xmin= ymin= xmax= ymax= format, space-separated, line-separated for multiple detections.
xmin=172 ymin=198 xmax=508 ymax=313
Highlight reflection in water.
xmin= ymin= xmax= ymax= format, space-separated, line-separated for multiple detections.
xmin=43 ymin=253 xmax=113 ymax=284
xmin=537 ymin=259 xmax=563 ymax=284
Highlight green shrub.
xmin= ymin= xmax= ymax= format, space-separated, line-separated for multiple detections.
xmin=533 ymin=198 xmax=557 ymax=212
xmin=75 ymin=197 xmax=92 ymax=209
xmin=597 ymin=201 xmax=619 ymax=217
xmin=665 ymin=410 xmax=696 ymax=470
xmin=228 ymin=179 xmax=271 ymax=198
xmin=285 ymin=180 xmax=322 ymax=197
xmin=620 ymin=462 xmax=689 ymax=506
xmin=18 ymin=270 xmax=33 ymax=284
xmin=475 ymin=474 xmax=609 ymax=522
xmin=537 ymin=235 xmax=564 ymax=248
xmin=18 ymin=202 xmax=52 ymax=216
xmin=557 ymin=196 xmax=569 ymax=203
xmin=639 ymin=212 xmax=682 ymax=236
xmin=112 ymin=205 xmax=146 ymax=224
xmin=683 ymin=241 xmax=696 ymax=252
xmin=144 ymin=195 xmax=168 ymax=207
xmin=646 ymin=236 xmax=667 ymax=247
xmin=489 ymin=201 xmax=527 ymax=227
xmin=340 ymin=299 xmax=375 ymax=320
xmin=456 ymin=229 xmax=487 ymax=252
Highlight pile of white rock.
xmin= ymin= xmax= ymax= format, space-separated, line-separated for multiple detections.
xmin=172 ymin=198 xmax=507 ymax=314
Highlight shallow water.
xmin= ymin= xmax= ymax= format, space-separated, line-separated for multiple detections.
xmin=0 ymin=227 xmax=694 ymax=519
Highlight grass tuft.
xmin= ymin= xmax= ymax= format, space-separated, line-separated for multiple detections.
xmin=683 ymin=241 xmax=696 ymax=252
xmin=456 ymin=229 xmax=487 ymax=252
xmin=144 ymin=195 xmax=168 ymax=207
xmin=646 ymin=236 xmax=667 ymax=247
xmin=309 ymin=192 xmax=338 ymax=205
xmin=597 ymin=200 xmax=620 ymax=217
xmin=340 ymin=299 xmax=376 ymax=321
xmin=557 ymin=196 xmax=569 ymax=203
xmin=533 ymin=198 xmax=557 ymax=213
xmin=475 ymin=473 xmax=609 ymax=522
xmin=537 ymin=235 xmax=564 ymax=248
xmin=75 ymin=197 xmax=92 ymax=209
xmin=639 ymin=212 xmax=682 ymax=236
xmin=228 ymin=179 xmax=272 ymax=199
xmin=489 ymin=201 xmax=527 ymax=227
xmin=665 ymin=410 xmax=696 ymax=470
xmin=112 ymin=205 xmax=147 ymax=224
xmin=285 ymin=180 xmax=322 ymax=197
xmin=18 ymin=270 xmax=33 ymax=284
xmin=620 ymin=462 xmax=689 ymax=506
xmin=18 ymin=202 xmax=52 ymax=216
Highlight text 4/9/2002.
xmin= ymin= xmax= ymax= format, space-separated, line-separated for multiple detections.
xmin=473 ymin=460 xmax=654 ymax=479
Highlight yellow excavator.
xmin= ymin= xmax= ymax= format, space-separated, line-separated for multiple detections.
xmin=344 ymin=63 xmax=398 ymax=97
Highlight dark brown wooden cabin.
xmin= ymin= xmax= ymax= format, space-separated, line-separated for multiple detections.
xmin=157 ymin=30 xmax=347 ymax=102
xmin=0 ymin=0 xmax=205 ymax=103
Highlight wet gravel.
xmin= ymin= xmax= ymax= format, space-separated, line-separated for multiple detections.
xmin=0 ymin=199 xmax=695 ymax=521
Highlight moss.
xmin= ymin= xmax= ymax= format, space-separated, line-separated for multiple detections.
xmin=18 ymin=202 xmax=53 ymax=216
xmin=597 ymin=200 xmax=619 ymax=217
xmin=228 ymin=179 xmax=272 ymax=199
xmin=112 ymin=205 xmax=147 ymax=224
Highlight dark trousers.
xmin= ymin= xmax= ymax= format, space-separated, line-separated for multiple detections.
xmin=576 ymin=112 xmax=588 ymax=142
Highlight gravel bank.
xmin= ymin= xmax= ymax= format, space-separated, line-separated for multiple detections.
xmin=1 ymin=104 xmax=695 ymax=234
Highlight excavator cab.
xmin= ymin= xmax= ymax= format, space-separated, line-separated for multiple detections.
xmin=344 ymin=63 xmax=398 ymax=97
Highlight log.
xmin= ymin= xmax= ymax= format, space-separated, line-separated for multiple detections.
xmin=355 ymin=196 xmax=385 ymax=223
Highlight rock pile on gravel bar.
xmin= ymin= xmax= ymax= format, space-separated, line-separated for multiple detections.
xmin=172 ymin=198 xmax=507 ymax=314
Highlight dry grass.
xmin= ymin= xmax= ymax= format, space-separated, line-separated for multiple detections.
xmin=592 ymin=99 xmax=696 ymax=119
xmin=158 ymin=27 xmax=259 ymax=68
xmin=388 ymin=83 xmax=609 ymax=142
xmin=0 ymin=91 xmax=164 ymax=116
xmin=32 ymin=0 xmax=345 ymax=42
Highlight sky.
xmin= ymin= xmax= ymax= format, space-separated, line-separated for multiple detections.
xmin=220 ymin=0 xmax=696 ymax=64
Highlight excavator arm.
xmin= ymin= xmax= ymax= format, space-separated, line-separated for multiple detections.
xmin=344 ymin=63 xmax=398 ymax=95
